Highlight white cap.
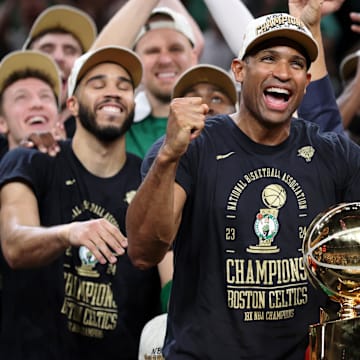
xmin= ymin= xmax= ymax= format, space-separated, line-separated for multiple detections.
xmin=134 ymin=7 xmax=195 ymax=48
xmin=339 ymin=49 xmax=360 ymax=82
xmin=138 ymin=313 xmax=167 ymax=360
xmin=23 ymin=5 xmax=97 ymax=52
xmin=68 ymin=46 xmax=143 ymax=97
xmin=238 ymin=13 xmax=318 ymax=63
xmin=0 ymin=50 xmax=62 ymax=107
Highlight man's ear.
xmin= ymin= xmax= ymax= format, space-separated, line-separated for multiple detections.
xmin=190 ymin=48 xmax=198 ymax=66
xmin=0 ymin=115 xmax=9 ymax=135
xmin=304 ymin=73 xmax=312 ymax=94
xmin=66 ymin=96 xmax=79 ymax=117
xmin=231 ymin=58 xmax=245 ymax=83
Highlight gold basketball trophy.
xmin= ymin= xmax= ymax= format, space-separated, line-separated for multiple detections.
xmin=302 ymin=202 xmax=360 ymax=359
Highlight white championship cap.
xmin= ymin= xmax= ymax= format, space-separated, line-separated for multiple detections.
xmin=0 ymin=50 xmax=62 ymax=107
xmin=238 ymin=13 xmax=318 ymax=63
xmin=134 ymin=7 xmax=195 ymax=48
xmin=23 ymin=5 xmax=97 ymax=52
xmin=68 ymin=46 xmax=143 ymax=97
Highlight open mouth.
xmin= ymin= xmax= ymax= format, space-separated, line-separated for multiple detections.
xmin=264 ymin=87 xmax=290 ymax=103
xmin=27 ymin=116 xmax=47 ymax=125
xmin=262 ymin=86 xmax=293 ymax=112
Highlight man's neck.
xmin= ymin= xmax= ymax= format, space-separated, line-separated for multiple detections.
xmin=231 ymin=112 xmax=291 ymax=146
xmin=72 ymin=125 xmax=127 ymax=178
xmin=146 ymin=91 xmax=171 ymax=118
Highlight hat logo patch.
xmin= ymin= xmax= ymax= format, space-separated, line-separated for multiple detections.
xmin=256 ymin=14 xmax=307 ymax=35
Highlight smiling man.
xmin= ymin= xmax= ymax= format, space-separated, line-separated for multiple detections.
xmin=0 ymin=46 xmax=161 ymax=359
xmin=126 ymin=3 xmax=360 ymax=359
xmin=23 ymin=5 xmax=97 ymax=137
xmin=0 ymin=50 xmax=61 ymax=154
xmin=126 ymin=6 xmax=198 ymax=158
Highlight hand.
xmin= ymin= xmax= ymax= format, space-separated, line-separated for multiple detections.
xmin=350 ymin=12 xmax=360 ymax=34
xmin=66 ymin=218 xmax=128 ymax=265
xmin=161 ymin=97 xmax=208 ymax=161
xmin=51 ymin=121 xmax=67 ymax=141
xmin=20 ymin=131 xmax=61 ymax=156
xmin=288 ymin=0 xmax=344 ymax=27
xmin=288 ymin=0 xmax=320 ymax=27
xmin=319 ymin=0 xmax=344 ymax=17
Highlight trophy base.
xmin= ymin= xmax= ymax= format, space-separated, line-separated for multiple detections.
xmin=309 ymin=317 xmax=360 ymax=359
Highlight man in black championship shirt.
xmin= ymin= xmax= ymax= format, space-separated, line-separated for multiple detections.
xmin=0 ymin=45 xmax=161 ymax=360
xmin=126 ymin=2 xmax=360 ymax=359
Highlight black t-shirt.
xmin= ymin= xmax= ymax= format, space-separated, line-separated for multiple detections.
xmin=0 ymin=134 xmax=8 ymax=161
xmin=0 ymin=140 xmax=161 ymax=359
xmin=65 ymin=115 xmax=76 ymax=138
xmin=144 ymin=115 xmax=360 ymax=359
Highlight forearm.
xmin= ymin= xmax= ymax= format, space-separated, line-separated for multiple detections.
xmin=299 ymin=75 xmax=343 ymax=133
xmin=1 ymin=223 xmax=69 ymax=269
xmin=306 ymin=23 xmax=327 ymax=81
xmin=127 ymin=150 xmax=181 ymax=269
xmin=0 ymin=182 xmax=69 ymax=269
xmin=337 ymin=78 xmax=360 ymax=129
xmin=128 ymin=97 xmax=205 ymax=268
xmin=91 ymin=0 xmax=159 ymax=50
xmin=203 ymin=0 xmax=253 ymax=56
xmin=289 ymin=0 xmax=327 ymax=81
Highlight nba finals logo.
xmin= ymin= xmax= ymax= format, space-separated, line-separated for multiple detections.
xmin=249 ymin=184 xmax=287 ymax=254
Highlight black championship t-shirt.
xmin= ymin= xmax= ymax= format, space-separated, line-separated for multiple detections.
xmin=0 ymin=140 xmax=161 ymax=360
xmin=144 ymin=115 xmax=360 ymax=360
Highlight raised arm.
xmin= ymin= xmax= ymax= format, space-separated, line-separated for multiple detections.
xmin=203 ymin=0 xmax=344 ymax=68
xmin=126 ymin=152 xmax=185 ymax=269
xmin=91 ymin=0 xmax=204 ymax=58
xmin=0 ymin=182 xmax=127 ymax=269
xmin=290 ymin=0 xmax=345 ymax=133
xmin=204 ymin=0 xmax=339 ymax=82
xmin=289 ymin=0 xmax=345 ymax=81
xmin=91 ymin=0 xmax=159 ymax=49
xmin=126 ymin=97 xmax=208 ymax=269
xmin=337 ymin=66 xmax=360 ymax=128
xmin=203 ymin=0 xmax=253 ymax=56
